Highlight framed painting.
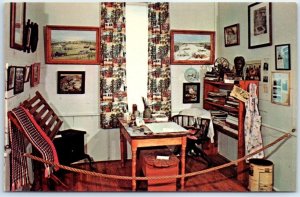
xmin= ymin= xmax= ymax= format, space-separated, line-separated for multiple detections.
xmin=57 ymin=71 xmax=85 ymax=94
xmin=271 ymin=72 xmax=290 ymax=106
xmin=30 ymin=63 xmax=40 ymax=87
xmin=183 ymin=83 xmax=200 ymax=103
xmin=14 ymin=66 xmax=25 ymax=94
xmin=170 ymin=30 xmax=215 ymax=65
xmin=224 ymin=23 xmax=240 ymax=47
xmin=248 ymin=2 xmax=272 ymax=49
xmin=45 ymin=25 xmax=100 ymax=64
xmin=275 ymin=44 xmax=291 ymax=70
xmin=7 ymin=66 xmax=15 ymax=91
xmin=10 ymin=2 xmax=26 ymax=50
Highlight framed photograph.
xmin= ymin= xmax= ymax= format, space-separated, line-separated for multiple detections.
xmin=45 ymin=25 xmax=100 ymax=64
xmin=224 ymin=23 xmax=240 ymax=47
xmin=10 ymin=2 xmax=26 ymax=50
xmin=170 ymin=30 xmax=215 ymax=65
xmin=14 ymin=66 xmax=25 ymax=94
xmin=57 ymin=71 xmax=85 ymax=94
xmin=248 ymin=2 xmax=272 ymax=49
xmin=30 ymin=63 xmax=40 ymax=87
xmin=271 ymin=72 xmax=290 ymax=106
xmin=24 ymin=66 xmax=31 ymax=82
xmin=244 ymin=60 xmax=261 ymax=81
xmin=183 ymin=83 xmax=200 ymax=103
xmin=7 ymin=66 xmax=15 ymax=91
xmin=275 ymin=44 xmax=291 ymax=70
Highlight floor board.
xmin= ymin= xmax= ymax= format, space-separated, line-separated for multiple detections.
xmin=51 ymin=155 xmax=248 ymax=192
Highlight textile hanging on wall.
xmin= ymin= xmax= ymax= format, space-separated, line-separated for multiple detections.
xmin=100 ymin=2 xmax=127 ymax=129
xmin=147 ymin=2 xmax=171 ymax=117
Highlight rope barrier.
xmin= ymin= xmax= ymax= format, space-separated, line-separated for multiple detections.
xmin=24 ymin=132 xmax=292 ymax=181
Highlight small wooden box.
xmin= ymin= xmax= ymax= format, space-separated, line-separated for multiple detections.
xmin=140 ymin=148 xmax=179 ymax=191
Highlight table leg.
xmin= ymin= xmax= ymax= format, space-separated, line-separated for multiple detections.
xmin=180 ymin=137 xmax=187 ymax=191
xmin=131 ymin=145 xmax=137 ymax=191
xmin=120 ymin=127 xmax=127 ymax=167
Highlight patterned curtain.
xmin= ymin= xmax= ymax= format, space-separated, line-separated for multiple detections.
xmin=100 ymin=2 xmax=127 ymax=129
xmin=147 ymin=3 xmax=171 ymax=117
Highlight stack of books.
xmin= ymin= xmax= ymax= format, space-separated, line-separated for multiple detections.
xmin=204 ymin=71 xmax=218 ymax=81
xmin=226 ymin=115 xmax=238 ymax=126
xmin=211 ymin=110 xmax=228 ymax=121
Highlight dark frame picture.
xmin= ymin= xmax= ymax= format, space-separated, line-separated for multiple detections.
xmin=183 ymin=83 xmax=200 ymax=103
xmin=275 ymin=44 xmax=291 ymax=70
xmin=170 ymin=30 xmax=215 ymax=65
xmin=7 ymin=66 xmax=15 ymax=91
xmin=224 ymin=23 xmax=240 ymax=47
xmin=10 ymin=2 xmax=26 ymax=50
xmin=30 ymin=63 xmax=40 ymax=87
xmin=45 ymin=25 xmax=100 ymax=64
xmin=57 ymin=71 xmax=85 ymax=94
xmin=248 ymin=2 xmax=272 ymax=49
xmin=14 ymin=66 xmax=25 ymax=94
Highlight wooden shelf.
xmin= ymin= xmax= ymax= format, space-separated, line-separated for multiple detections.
xmin=205 ymin=101 xmax=239 ymax=112
xmin=203 ymin=79 xmax=259 ymax=186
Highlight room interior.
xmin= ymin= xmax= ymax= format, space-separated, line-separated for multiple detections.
xmin=2 ymin=1 xmax=298 ymax=192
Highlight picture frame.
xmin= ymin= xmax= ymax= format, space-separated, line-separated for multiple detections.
xmin=14 ymin=66 xmax=25 ymax=94
xmin=170 ymin=30 xmax=215 ymax=65
xmin=10 ymin=2 xmax=26 ymax=50
xmin=30 ymin=63 xmax=40 ymax=87
xmin=275 ymin=44 xmax=291 ymax=70
xmin=183 ymin=83 xmax=200 ymax=103
xmin=271 ymin=72 xmax=290 ymax=106
xmin=24 ymin=66 xmax=31 ymax=82
xmin=57 ymin=71 xmax=85 ymax=94
xmin=7 ymin=66 xmax=15 ymax=91
xmin=248 ymin=2 xmax=272 ymax=49
xmin=244 ymin=60 xmax=261 ymax=81
xmin=45 ymin=25 xmax=100 ymax=64
xmin=224 ymin=23 xmax=240 ymax=47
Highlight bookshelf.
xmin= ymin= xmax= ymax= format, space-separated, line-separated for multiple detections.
xmin=203 ymin=79 xmax=259 ymax=185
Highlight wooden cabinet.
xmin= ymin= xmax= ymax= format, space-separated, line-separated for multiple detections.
xmin=203 ymin=79 xmax=259 ymax=185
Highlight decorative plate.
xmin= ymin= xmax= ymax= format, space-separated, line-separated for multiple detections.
xmin=184 ymin=68 xmax=199 ymax=82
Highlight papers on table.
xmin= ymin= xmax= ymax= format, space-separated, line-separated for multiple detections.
xmin=145 ymin=122 xmax=187 ymax=134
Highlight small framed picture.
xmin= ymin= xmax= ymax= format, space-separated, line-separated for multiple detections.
xmin=183 ymin=83 xmax=200 ymax=103
xmin=224 ymin=23 xmax=240 ymax=47
xmin=7 ymin=66 xmax=15 ymax=91
xmin=275 ymin=44 xmax=291 ymax=70
xmin=14 ymin=66 xmax=25 ymax=94
xmin=30 ymin=63 xmax=40 ymax=87
xmin=271 ymin=72 xmax=290 ymax=106
xmin=57 ymin=71 xmax=85 ymax=94
xmin=24 ymin=66 xmax=31 ymax=82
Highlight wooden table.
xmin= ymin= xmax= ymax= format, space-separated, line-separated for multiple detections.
xmin=119 ymin=118 xmax=187 ymax=191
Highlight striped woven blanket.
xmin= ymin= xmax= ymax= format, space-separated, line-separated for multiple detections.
xmin=9 ymin=106 xmax=59 ymax=190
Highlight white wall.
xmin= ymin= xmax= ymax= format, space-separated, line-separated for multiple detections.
xmin=169 ymin=3 xmax=217 ymax=114
xmin=217 ymin=2 xmax=297 ymax=191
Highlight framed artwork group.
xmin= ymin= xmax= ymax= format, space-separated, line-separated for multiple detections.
xmin=6 ymin=63 xmax=40 ymax=95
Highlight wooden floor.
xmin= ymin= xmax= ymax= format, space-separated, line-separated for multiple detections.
xmin=52 ymin=154 xmax=248 ymax=192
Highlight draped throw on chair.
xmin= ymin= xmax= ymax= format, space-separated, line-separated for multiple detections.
xmin=100 ymin=2 xmax=127 ymax=129
xmin=147 ymin=2 xmax=171 ymax=117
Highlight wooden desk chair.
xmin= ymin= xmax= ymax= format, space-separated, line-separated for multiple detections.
xmin=171 ymin=115 xmax=212 ymax=166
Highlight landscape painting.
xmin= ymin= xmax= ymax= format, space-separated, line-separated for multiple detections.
xmin=45 ymin=25 xmax=100 ymax=64
xmin=170 ymin=30 xmax=215 ymax=65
